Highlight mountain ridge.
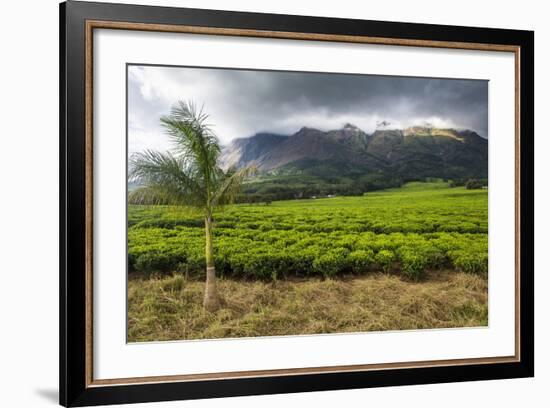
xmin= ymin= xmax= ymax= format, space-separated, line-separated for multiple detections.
xmin=221 ymin=125 xmax=488 ymax=181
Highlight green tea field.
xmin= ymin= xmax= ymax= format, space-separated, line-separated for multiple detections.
xmin=128 ymin=181 xmax=488 ymax=341
xmin=128 ymin=181 xmax=488 ymax=281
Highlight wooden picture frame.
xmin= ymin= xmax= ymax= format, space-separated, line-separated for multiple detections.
xmin=60 ymin=1 xmax=534 ymax=406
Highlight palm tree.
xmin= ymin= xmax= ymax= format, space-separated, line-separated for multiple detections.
xmin=128 ymin=101 xmax=255 ymax=311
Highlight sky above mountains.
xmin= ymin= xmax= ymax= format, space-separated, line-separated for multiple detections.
xmin=128 ymin=64 xmax=488 ymax=155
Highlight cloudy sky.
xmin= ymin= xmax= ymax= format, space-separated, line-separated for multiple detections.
xmin=128 ymin=64 xmax=488 ymax=154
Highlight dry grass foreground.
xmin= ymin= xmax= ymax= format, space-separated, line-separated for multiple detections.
xmin=128 ymin=271 xmax=487 ymax=342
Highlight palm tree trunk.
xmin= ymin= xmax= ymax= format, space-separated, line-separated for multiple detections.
xmin=203 ymin=214 xmax=220 ymax=311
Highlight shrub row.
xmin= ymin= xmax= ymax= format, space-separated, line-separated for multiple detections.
xmin=128 ymin=228 xmax=488 ymax=280
xmin=127 ymin=186 xmax=488 ymax=280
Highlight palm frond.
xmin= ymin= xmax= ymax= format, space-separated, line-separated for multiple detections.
xmin=130 ymin=100 xmax=253 ymax=212
xmin=160 ymin=101 xmax=221 ymax=191
xmin=128 ymin=185 xmax=190 ymax=206
xmin=128 ymin=150 xmax=205 ymax=206
xmin=211 ymin=165 xmax=258 ymax=207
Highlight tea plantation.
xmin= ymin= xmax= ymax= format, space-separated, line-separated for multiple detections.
xmin=128 ymin=181 xmax=488 ymax=281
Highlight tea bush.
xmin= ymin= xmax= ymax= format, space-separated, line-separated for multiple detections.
xmin=449 ymin=250 xmax=488 ymax=275
xmin=397 ymin=247 xmax=427 ymax=280
xmin=313 ymin=248 xmax=350 ymax=278
xmin=374 ymin=249 xmax=395 ymax=273
xmin=128 ymin=182 xmax=488 ymax=279
xmin=349 ymin=249 xmax=375 ymax=273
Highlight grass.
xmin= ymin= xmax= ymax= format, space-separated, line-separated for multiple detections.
xmin=128 ymin=270 xmax=488 ymax=342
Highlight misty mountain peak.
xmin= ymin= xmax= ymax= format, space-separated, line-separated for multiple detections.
xmin=376 ymin=120 xmax=397 ymax=131
xmin=343 ymin=123 xmax=360 ymax=131
xmin=403 ymin=126 xmax=467 ymax=142
xmin=297 ymin=126 xmax=320 ymax=134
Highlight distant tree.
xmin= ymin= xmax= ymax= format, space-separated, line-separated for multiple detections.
xmin=128 ymin=101 xmax=256 ymax=311
xmin=465 ymin=179 xmax=484 ymax=190
xmin=450 ymin=178 xmax=465 ymax=188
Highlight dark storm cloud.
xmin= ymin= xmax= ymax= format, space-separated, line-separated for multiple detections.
xmin=128 ymin=65 xmax=488 ymax=153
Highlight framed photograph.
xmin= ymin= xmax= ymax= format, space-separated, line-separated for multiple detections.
xmin=60 ymin=1 xmax=534 ymax=406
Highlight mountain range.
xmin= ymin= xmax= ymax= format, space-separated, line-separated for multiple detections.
xmin=220 ymin=124 xmax=488 ymax=180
